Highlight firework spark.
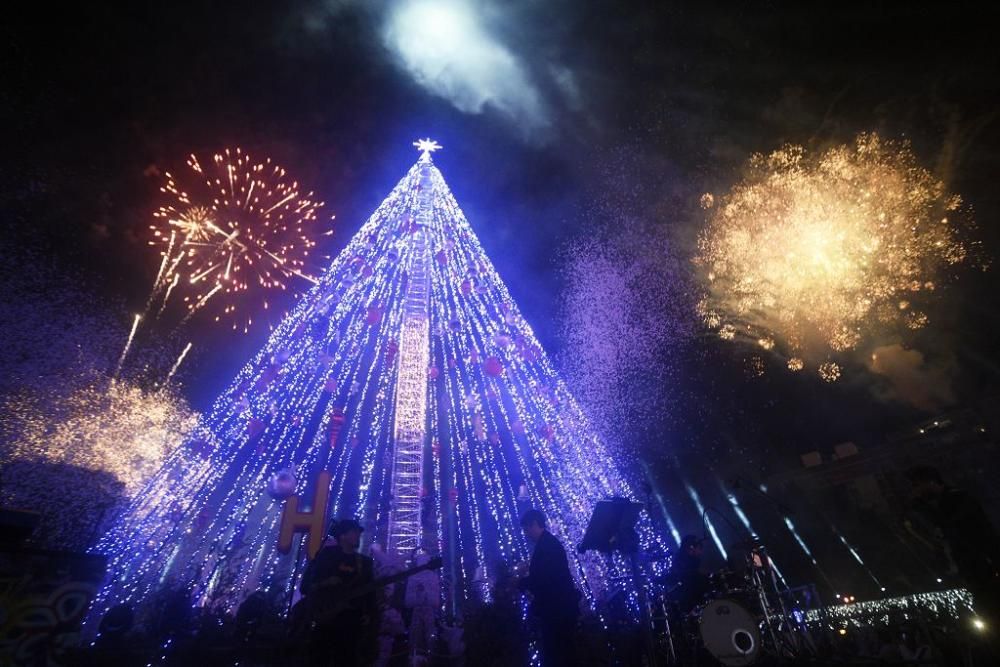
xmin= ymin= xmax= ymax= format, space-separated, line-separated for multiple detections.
xmin=558 ymin=218 xmax=694 ymax=444
xmin=3 ymin=382 xmax=198 ymax=496
xmin=694 ymin=133 xmax=982 ymax=379
xmin=1 ymin=381 xmax=199 ymax=549
xmin=149 ymin=148 xmax=333 ymax=332
xmin=1 ymin=243 xmax=198 ymax=548
xmin=818 ymin=361 xmax=842 ymax=383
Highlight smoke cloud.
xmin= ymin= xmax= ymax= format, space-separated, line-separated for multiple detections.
xmin=382 ymin=1 xmax=560 ymax=139
xmin=295 ymin=0 xmax=582 ymax=142
xmin=867 ymin=344 xmax=956 ymax=410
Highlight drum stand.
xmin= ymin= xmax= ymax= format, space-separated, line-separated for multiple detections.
xmin=751 ymin=566 xmax=794 ymax=658
xmin=652 ymin=594 xmax=678 ymax=665
xmin=602 ymin=552 xmax=664 ymax=667
xmin=750 ymin=554 xmax=816 ymax=661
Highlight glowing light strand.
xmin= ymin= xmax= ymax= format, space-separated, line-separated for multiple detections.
xmin=387 ymin=163 xmax=432 ymax=554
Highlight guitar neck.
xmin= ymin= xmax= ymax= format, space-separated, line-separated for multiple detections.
xmin=335 ymin=558 xmax=443 ymax=602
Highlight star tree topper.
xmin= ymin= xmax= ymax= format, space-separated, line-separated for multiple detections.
xmin=414 ymin=138 xmax=442 ymax=163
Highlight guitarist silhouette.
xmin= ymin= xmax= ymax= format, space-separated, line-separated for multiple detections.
xmin=294 ymin=519 xmax=445 ymax=666
xmin=299 ymin=519 xmax=377 ymax=666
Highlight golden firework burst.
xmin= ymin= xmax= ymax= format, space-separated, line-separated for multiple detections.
xmin=694 ymin=133 xmax=982 ymax=380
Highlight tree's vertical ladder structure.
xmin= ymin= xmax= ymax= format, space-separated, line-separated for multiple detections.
xmin=388 ymin=159 xmax=432 ymax=555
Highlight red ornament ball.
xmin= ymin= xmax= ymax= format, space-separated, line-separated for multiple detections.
xmin=483 ymin=356 xmax=504 ymax=377
xmin=248 ymin=418 xmax=266 ymax=437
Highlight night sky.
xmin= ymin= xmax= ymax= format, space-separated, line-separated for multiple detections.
xmin=4 ymin=2 xmax=1000 ymax=491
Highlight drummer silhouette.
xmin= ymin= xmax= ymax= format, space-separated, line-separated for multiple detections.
xmin=665 ymin=535 xmax=711 ymax=613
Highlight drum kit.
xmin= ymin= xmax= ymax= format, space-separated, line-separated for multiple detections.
xmin=652 ymin=540 xmax=815 ymax=666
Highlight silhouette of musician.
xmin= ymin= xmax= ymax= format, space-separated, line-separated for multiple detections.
xmin=299 ymin=518 xmax=377 ymax=666
xmin=663 ymin=535 xmax=710 ymax=614
xmin=519 ymin=509 xmax=580 ymax=667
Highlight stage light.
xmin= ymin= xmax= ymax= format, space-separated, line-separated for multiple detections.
xmin=972 ymin=618 xmax=985 ymax=631
xmin=834 ymin=529 xmax=882 ymax=589
xmin=685 ymin=482 xmax=726 ymax=559
xmin=720 ymin=480 xmax=788 ymax=586
xmin=784 ymin=516 xmax=817 ymax=565
xmin=838 ymin=628 xmax=847 ymax=636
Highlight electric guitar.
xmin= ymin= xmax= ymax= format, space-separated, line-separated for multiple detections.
xmin=290 ymin=556 xmax=443 ymax=632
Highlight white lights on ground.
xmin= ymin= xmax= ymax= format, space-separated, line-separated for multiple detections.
xmin=806 ymin=589 xmax=975 ymax=628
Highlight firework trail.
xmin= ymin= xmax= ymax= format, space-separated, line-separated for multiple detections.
xmin=114 ymin=314 xmax=142 ymax=378
xmin=163 ymin=342 xmax=193 ymax=385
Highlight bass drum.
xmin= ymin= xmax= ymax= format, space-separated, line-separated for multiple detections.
xmin=698 ymin=598 xmax=761 ymax=666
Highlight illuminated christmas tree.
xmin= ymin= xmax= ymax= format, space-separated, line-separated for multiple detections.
xmin=87 ymin=141 xmax=666 ymax=624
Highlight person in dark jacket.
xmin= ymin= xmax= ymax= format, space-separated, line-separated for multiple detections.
xmin=519 ymin=509 xmax=580 ymax=667
xmin=299 ymin=518 xmax=377 ymax=666
xmin=663 ymin=535 xmax=710 ymax=614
